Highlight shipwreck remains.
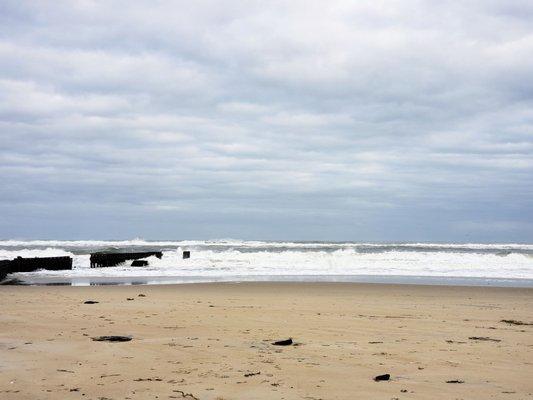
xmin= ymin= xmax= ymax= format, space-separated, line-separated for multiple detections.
xmin=90 ymin=252 xmax=163 ymax=268
xmin=8 ymin=256 xmax=73 ymax=273
xmin=0 ymin=256 xmax=73 ymax=281
xmin=131 ymin=260 xmax=149 ymax=267
xmin=0 ymin=260 xmax=11 ymax=281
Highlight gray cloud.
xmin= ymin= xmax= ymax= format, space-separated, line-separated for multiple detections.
xmin=0 ymin=0 xmax=532 ymax=241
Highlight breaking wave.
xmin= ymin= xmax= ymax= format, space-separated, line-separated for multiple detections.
xmin=1 ymin=240 xmax=532 ymax=280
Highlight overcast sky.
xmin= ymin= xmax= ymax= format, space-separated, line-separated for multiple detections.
xmin=1 ymin=1 xmax=532 ymax=241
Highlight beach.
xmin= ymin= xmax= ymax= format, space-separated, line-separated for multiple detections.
xmin=1 ymin=282 xmax=532 ymax=399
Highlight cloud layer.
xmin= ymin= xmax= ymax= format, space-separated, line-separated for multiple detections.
xmin=1 ymin=1 xmax=532 ymax=241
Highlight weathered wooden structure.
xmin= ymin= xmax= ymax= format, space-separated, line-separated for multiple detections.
xmin=90 ymin=252 xmax=162 ymax=268
xmin=0 ymin=256 xmax=73 ymax=281
xmin=0 ymin=260 xmax=11 ymax=281
xmin=8 ymin=256 xmax=73 ymax=272
xmin=131 ymin=260 xmax=149 ymax=267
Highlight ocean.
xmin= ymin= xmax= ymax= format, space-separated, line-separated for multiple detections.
xmin=1 ymin=239 xmax=533 ymax=286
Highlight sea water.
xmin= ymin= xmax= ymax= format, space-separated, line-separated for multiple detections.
xmin=1 ymin=239 xmax=533 ymax=286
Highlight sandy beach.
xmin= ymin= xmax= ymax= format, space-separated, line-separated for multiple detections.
xmin=1 ymin=282 xmax=532 ymax=399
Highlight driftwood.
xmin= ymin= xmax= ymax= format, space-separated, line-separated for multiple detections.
xmin=92 ymin=335 xmax=132 ymax=342
xmin=272 ymin=338 xmax=293 ymax=346
xmin=469 ymin=336 xmax=501 ymax=342
xmin=500 ymin=319 xmax=533 ymax=326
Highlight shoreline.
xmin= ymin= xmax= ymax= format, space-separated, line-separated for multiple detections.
xmin=1 ymin=282 xmax=532 ymax=399
xmin=7 ymin=273 xmax=533 ymax=288
xmin=3 ymin=241 xmax=532 ymax=288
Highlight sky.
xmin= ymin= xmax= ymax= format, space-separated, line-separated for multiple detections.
xmin=0 ymin=1 xmax=532 ymax=242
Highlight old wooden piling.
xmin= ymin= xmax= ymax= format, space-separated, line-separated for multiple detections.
xmin=90 ymin=252 xmax=163 ymax=268
xmin=0 ymin=260 xmax=11 ymax=281
xmin=131 ymin=260 xmax=149 ymax=267
xmin=0 ymin=256 xmax=73 ymax=281
xmin=8 ymin=256 xmax=73 ymax=273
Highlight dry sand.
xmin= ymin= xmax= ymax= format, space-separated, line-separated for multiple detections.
xmin=0 ymin=282 xmax=532 ymax=399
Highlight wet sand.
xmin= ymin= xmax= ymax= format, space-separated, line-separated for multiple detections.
xmin=0 ymin=283 xmax=532 ymax=399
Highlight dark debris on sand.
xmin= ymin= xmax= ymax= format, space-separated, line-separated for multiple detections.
xmin=500 ymin=319 xmax=533 ymax=326
xmin=92 ymin=335 xmax=132 ymax=342
xmin=374 ymin=374 xmax=390 ymax=381
xmin=469 ymin=336 xmax=501 ymax=342
xmin=272 ymin=338 xmax=293 ymax=346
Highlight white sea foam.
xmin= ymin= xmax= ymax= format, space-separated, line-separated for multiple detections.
xmin=0 ymin=248 xmax=74 ymax=259
xmin=2 ymin=241 xmax=532 ymax=280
